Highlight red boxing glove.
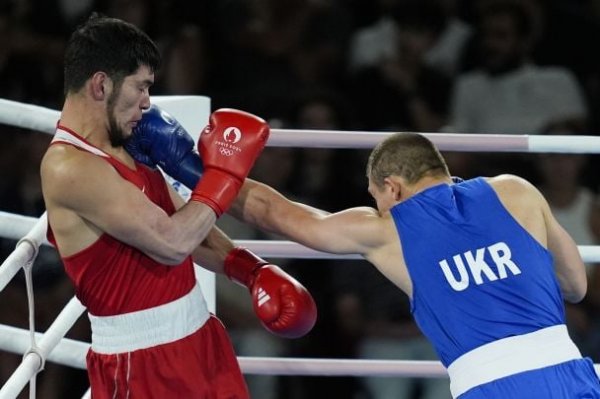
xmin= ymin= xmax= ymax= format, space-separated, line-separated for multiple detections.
xmin=191 ymin=109 xmax=269 ymax=216
xmin=225 ymin=247 xmax=317 ymax=338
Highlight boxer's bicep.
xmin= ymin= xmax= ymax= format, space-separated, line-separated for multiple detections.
xmin=48 ymin=155 xmax=188 ymax=263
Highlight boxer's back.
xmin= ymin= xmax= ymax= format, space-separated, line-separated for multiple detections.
xmin=391 ymin=177 xmax=564 ymax=366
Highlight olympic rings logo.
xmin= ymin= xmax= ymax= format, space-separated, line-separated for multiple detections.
xmin=220 ymin=148 xmax=234 ymax=156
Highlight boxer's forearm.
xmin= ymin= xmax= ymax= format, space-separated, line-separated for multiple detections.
xmin=191 ymin=226 xmax=235 ymax=274
xmin=231 ymin=179 xmax=329 ymax=245
xmin=231 ymin=179 xmax=289 ymax=235
xmin=150 ymin=201 xmax=217 ymax=265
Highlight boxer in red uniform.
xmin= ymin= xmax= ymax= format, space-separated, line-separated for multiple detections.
xmin=41 ymin=14 xmax=316 ymax=399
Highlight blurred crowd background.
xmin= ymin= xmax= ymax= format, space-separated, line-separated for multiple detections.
xmin=2 ymin=0 xmax=600 ymax=398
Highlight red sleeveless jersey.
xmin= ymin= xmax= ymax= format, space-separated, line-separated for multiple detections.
xmin=47 ymin=125 xmax=195 ymax=316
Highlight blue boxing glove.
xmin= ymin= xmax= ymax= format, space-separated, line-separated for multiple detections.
xmin=125 ymin=105 xmax=203 ymax=189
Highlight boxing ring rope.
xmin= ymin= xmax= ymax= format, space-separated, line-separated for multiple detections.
xmin=2 ymin=210 xmax=600 ymax=263
xmin=2 ymin=96 xmax=600 ymax=398
xmin=0 ymin=299 xmax=86 ymax=398
xmin=1 ymin=314 xmax=600 ymax=377
xmin=0 ymin=212 xmax=43 ymax=247
xmin=2 ymin=98 xmax=600 ymax=153
xmin=0 ymin=321 xmax=449 ymax=377
xmin=0 ymin=213 xmax=47 ymax=294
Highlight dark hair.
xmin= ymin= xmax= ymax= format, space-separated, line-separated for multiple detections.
xmin=63 ymin=13 xmax=161 ymax=95
xmin=391 ymin=0 xmax=446 ymax=37
xmin=289 ymin=88 xmax=354 ymax=129
xmin=479 ymin=1 xmax=533 ymax=39
xmin=367 ymin=132 xmax=449 ymax=187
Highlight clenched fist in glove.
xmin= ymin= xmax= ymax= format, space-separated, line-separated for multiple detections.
xmin=225 ymin=247 xmax=317 ymax=338
xmin=125 ymin=104 xmax=203 ymax=189
xmin=125 ymin=107 xmax=268 ymax=217
xmin=191 ymin=109 xmax=269 ymax=216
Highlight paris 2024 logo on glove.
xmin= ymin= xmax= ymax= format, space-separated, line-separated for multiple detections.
xmin=216 ymin=127 xmax=242 ymax=156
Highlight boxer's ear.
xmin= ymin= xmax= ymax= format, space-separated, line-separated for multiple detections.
xmin=383 ymin=176 xmax=403 ymax=201
xmin=89 ymin=72 xmax=110 ymax=101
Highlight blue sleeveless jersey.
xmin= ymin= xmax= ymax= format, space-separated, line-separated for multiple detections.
xmin=391 ymin=177 xmax=565 ymax=367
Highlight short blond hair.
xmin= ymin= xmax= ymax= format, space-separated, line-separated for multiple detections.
xmin=366 ymin=132 xmax=449 ymax=187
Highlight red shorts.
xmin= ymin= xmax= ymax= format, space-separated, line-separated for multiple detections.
xmin=86 ymin=315 xmax=249 ymax=399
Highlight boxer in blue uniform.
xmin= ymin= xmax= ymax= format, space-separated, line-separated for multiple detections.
xmin=127 ymin=110 xmax=600 ymax=398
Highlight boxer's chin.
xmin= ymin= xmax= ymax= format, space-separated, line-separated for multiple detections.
xmin=108 ymin=127 xmax=127 ymax=148
xmin=108 ymin=116 xmax=128 ymax=148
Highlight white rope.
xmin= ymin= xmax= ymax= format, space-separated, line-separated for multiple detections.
xmin=0 ymin=298 xmax=86 ymax=399
xmin=578 ymin=246 xmax=600 ymax=263
xmin=0 ymin=324 xmax=88 ymax=369
xmin=2 ymin=211 xmax=600 ymax=264
xmin=267 ymin=129 xmax=533 ymax=152
xmin=238 ymin=357 xmax=447 ymax=377
xmin=17 ymin=237 xmax=41 ymax=399
xmin=2 ymin=97 xmax=600 ymax=153
xmin=0 ymin=213 xmax=47 ymax=293
xmin=2 ymin=324 xmax=600 ymax=381
xmin=4 ymin=212 xmax=600 ymax=261
xmin=0 ymin=99 xmax=58 ymax=135
xmin=239 ymin=358 xmax=596 ymax=382
xmin=0 ymin=212 xmax=46 ymax=246
xmin=527 ymin=135 xmax=599 ymax=153
xmin=0 ymin=323 xmax=447 ymax=376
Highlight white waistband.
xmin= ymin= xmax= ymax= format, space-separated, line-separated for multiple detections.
xmin=88 ymin=283 xmax=210 ymax=354
xmin=447 ymin=324 xmax=582 ymax=398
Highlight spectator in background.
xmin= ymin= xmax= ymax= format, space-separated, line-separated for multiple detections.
xmin=447 ymin=0 xmax=588 ymax=135
xmin=158 ymin=25 xmax=211 ymax=95
xmin=347 ymin=0 xmax=403 ymax=73
xmin=349 ymin=0 xmax=472 ymax=77
xmin=347 ymin=0 xmax=453 ymax=132
xmin=209 ymin=0 xmax=352 ymax=119
xmin=286 ymin=89 xmax=359 ymax=208
xmin=423 ymin=0 xmax=473 ymax=77
xmin=527 ymin=0 xmax=600 ymax=134
xmin=445 ymin=0 xmax=590 ymax=181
